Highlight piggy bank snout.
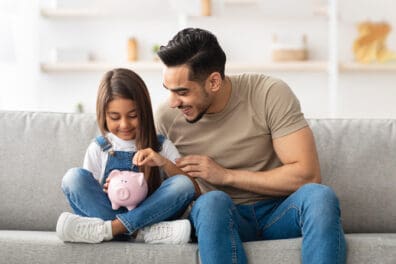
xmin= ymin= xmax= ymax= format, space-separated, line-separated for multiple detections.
xmin=114 ymin=186 xmax=131 ymax=201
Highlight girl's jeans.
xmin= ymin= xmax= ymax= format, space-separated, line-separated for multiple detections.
xmin=61 ymin=168 xmax=195 ymax=234
xmin=190 ymin=183 xmax=346 ymax=264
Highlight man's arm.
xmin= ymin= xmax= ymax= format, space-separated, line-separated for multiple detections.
xmin=176 ymin=126 xmax=321 ymax=196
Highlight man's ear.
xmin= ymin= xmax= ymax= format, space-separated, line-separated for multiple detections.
xmin=208 ymin=72 xmax=222 ymax=92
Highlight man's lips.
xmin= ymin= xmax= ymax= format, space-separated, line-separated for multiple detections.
xmin=180 ymin=106 xmax=192 ymax=116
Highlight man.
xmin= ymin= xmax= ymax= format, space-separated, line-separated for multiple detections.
xmin=156 ymin=27 xmax=346 ymax=264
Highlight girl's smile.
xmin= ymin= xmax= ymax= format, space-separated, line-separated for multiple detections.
xmin=105 ymin=98 xmax=139 ymax=140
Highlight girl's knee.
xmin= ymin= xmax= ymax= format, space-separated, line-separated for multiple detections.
xmin=165 ymin=174 xmax=195 ymax=194
xmin=62 ymin=167 xmax=92 ymax=192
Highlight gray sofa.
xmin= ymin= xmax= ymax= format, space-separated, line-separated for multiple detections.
xmin=1 ymin=110 xmax=395 ymax=264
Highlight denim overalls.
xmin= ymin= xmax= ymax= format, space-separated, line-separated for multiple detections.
xmin=61 ymin=133 xmax=195 ymax=235
xmin=95 ymin=134 xmax=165 ymax=186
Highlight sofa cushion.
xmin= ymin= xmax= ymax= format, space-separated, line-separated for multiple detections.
xmin=1 ymin=231 xmax=395 ymax=264
xmin=0 ymin=230 xmax=199 ymax=264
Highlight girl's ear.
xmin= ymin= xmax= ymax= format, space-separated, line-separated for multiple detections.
xmin=208 ymin=72 xmax=222 ymax=92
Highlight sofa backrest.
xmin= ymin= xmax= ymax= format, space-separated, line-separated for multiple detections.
xmin=0 ymin=111 xmax=98 ymax=231
xmin=308 ymin=119 xmax=396 ymax=233
xmin=0 ymin=111 xmax=395 ymax=233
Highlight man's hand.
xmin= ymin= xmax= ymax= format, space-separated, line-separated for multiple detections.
xmin=176 ymin=155 xmax=230 ymax=186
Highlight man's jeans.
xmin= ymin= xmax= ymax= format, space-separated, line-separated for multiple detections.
xmin=61 ymin=168 xmax=195 ymax=234
xmin=190 ymin=183 xmax=346 ymax=264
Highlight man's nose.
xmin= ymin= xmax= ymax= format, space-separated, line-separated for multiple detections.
xmin=169 ymin=93 xmax=181 ymax=108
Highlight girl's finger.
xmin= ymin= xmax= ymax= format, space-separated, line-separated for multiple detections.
xmin=133 ymin=151 xmax=141 ymax=165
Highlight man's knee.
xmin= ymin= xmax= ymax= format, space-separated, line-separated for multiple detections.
xmin=299 ymin=183 xmax=341 ymax=218
xmin=300 ymin=183 xmax=339 ymax=203
xmin=192 ymin=191 xmax=234 ymax=217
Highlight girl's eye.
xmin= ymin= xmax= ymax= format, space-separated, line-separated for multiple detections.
xmin=109 ymin=116 xmax=120 ymax=121
xmin=128 ymin=115 xmax=137 ymax=119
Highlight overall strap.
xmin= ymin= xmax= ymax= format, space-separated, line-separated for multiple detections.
xmin=157 ymin=134 xmax=166 ymax=151
xmin=95 ymin=135 xmax=112 ymax=152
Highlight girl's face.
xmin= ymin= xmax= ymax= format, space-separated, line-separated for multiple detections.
xmin=105 ymin=98 xmax=139 ymax=140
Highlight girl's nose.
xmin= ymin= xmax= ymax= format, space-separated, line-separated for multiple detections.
xmin=120 ymin=117 xmax=130 ymax=128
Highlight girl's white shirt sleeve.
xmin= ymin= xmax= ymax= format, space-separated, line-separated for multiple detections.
xmin=159 ymin=139 xmax=181 ymax=163
xmin=83 ymin=141 xmax=107 ymax=181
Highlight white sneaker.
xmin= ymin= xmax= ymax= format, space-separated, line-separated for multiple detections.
xmin=56 ymin=212 xmax=113 ymax=243
xmin=141 ymin=219 xmax=191 ymax=244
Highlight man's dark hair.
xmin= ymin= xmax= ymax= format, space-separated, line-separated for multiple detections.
xmin=158 ymin=28 xmax=226 ymax=82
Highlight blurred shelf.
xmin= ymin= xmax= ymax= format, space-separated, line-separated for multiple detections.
xmin=41 ymin=61 xmax=328 ymax=73
xmin=40 ymin=8 xmax=108 ymax=18
xmin=41 ymin=7 xmax=327 ymax=20
xmin=223 ymin=0 xmax=259 ymax=4
xmin=40 ymin=61 xmax=163 ymax=73
xmin=43 ymin=61 xmax=396 ymax=73
xmin=227 ymin=61 xmax=327 ymax=72
xmin=340 ymin=62 xmax=396 ymax=72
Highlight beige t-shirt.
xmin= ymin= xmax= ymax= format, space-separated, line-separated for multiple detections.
xmin=156 ymin=73 xmax=308 ymax=204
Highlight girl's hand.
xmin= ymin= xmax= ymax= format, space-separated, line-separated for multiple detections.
xmin=133 ymin=148 xmax=167 ymax=167
xmin=103 ymin=177 xmax=111 ymax=193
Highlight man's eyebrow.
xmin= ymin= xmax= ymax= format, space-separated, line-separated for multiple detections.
xmin=162 ymin=84 xmax=189 ymax=92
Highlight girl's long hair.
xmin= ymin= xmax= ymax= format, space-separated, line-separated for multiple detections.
xmin=96 ymin=68 xmax=161 ymax=195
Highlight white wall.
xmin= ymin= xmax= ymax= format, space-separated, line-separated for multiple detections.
xmin=1 ymin=0 xmax=396 ymax=118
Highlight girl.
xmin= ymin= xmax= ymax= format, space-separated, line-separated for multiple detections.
xmin=56 ymin=68 xmax=200 ymax=244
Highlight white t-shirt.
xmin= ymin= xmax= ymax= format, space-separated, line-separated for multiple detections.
xmin=83 ymin=133 xmax=181 ymax=184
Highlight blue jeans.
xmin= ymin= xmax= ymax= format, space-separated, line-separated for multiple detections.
xmin=189 ymin=183 xmax=346 ymax=264
xmin=61 ymin=168 xmax=195 ymax=234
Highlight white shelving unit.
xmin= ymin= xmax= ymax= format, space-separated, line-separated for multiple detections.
xmin=37 ymin=0 xmax=396 ymax=117
xmin=39 ymin=3 xmax=332 ymax=74
xmin=39 ymin=3 xmax=396 ymax=74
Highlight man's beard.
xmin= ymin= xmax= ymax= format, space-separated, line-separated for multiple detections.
xmin=185 ymin=106 xmax=209 ymax=124
xmin=183 ymin=86 xmax=211 ymax=124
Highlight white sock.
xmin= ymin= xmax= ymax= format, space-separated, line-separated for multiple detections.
xmin=103 ymin=221 xmax=113 ymax=241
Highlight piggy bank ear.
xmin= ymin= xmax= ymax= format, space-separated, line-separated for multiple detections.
xmin=137 ymin=173 xmax=145 ymax=186
xmin=108 ymin=170 xmax=120 ymax=180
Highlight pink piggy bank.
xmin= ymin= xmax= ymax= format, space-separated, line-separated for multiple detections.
xmin=107 ymin=170 xmax=148 ymax=211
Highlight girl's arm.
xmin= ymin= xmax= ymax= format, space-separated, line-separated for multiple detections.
xmin=133 ymin=148 xmax=201 ymax=197
xmin=83 ymin=142 xmax=103 ymax=181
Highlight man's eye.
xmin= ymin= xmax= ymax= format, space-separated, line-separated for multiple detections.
xmin=178 ymin=91 xmax=187 ymax=96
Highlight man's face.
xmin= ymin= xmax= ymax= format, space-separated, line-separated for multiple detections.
xmin=162 ymin=65 xmax=212 ymax=123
